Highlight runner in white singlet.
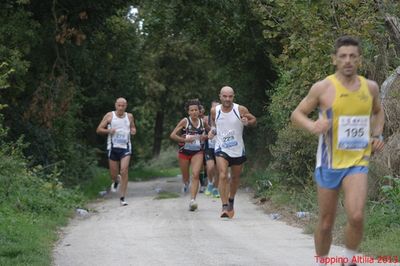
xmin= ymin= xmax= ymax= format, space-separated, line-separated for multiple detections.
xmin=96 ymin=98 xmax=137 ymax=206
xmin=208 ymin=86 xmax=256 ymax=219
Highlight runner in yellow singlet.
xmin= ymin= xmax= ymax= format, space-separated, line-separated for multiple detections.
xmin=291 ymin=36 xmax=385 ymax=266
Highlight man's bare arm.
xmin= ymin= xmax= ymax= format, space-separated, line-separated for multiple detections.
xmin=291 ymin=81 xmax=330 ymax=135
xmin=96 ymin=112 xmax=113 ymax=135
xmin=129 ymin=113 xmax=137 ymax=136
xmin=368 ymin=80 xmax=385 ymax=152
xmin=239 ymin=106 xmax=256 ymax=126
xmin=369 ymin=80 xmax=384 ymax=137
xmin=207 ymin=107 xmax=217 ymax=139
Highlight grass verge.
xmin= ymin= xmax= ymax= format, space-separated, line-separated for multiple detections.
xmin=80 ymin=166 xmax=180 ymax=198
xmin=0 ymin=207 xmax=71 ymax=266
xmin=154 ymin=191 xmax=180 ymax=200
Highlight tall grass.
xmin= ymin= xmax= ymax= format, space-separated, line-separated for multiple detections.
xmin=0 ymin=118 xmax=84 ymax=266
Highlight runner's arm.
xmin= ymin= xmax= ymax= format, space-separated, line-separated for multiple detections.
xmin=129 ymin=113 xmax=137 ymax=136
xmin=96 ymin=112 xmax=113 ymax=135
xmin=239 ymin=106 xmax=257 ymax=126
xmin=291 ymin=81 xmax=329 ymax=135
xmin=170 ymin=118 xmax=191 ymax=143
xmin=368 ymin=80 xmax=385 ymax=152
xmin=207 ymin=107 xmax=217 ymax=139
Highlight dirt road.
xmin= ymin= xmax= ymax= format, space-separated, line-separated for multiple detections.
xmin=53 ymin=176 xmax=386 ymax=266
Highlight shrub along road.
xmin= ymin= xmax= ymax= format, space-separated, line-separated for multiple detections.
xmin=53 ymin=176 xmax=389 ymax=266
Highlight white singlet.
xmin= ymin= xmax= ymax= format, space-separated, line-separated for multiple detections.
xmin=214 ymin=103 xmax=245 ymax=158
xmin=107 ymin=111 xmax=131 ymax=150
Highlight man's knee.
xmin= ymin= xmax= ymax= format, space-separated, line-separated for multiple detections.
xmin=120 ymin=168 xmax=128 ymax=177
xmin=192 ymin=173 xmax=200 ymax=180
xmin=219 ymin=172 xmax=229 ymax=181
xmin=348 ymin=211 xmax=364 ymax=227
xmin=318 ymin=215 xmax=335 ymax=233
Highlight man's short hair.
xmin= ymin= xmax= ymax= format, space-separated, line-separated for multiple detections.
xmin=333 ymin=35 xmax=361 ymax=55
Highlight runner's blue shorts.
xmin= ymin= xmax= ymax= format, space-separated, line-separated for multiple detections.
xmin=314 ymin=166 xmax=368 ymax=189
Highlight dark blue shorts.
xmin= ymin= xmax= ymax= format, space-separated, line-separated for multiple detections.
xmin=204 ymin=148 xmax=216 ymax=161
xmin=215 ymin=151 xmax=246 ymax=167
xmin=108 ymin=147 xmax=132 ymax=161
xmin=315 ymin=166 xmax=368 ymax=189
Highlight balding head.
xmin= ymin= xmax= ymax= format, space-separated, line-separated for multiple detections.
xmin=220 ymin=86 xmax=234 ymax=95
xmin=115 ymin=97 xmax=128 ymax=114
xmin=116 ymin=97 xmax=127 ymax=104
xmin=219 ymin=86 xmax=235 ymax=108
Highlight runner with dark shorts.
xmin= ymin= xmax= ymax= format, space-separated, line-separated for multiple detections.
xmin=203 ymin=100 xmax=220 ymax=198
xmin=170 ymin=99 xmax=207 ymax=211
xmin=208 ymin=87 xmax=256 ymax=218
xmin=96 ymin=97 xmax=137 ymax=206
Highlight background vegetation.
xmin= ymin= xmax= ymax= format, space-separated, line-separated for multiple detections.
xmin=1 ymin=0 xmax=399 ymax=264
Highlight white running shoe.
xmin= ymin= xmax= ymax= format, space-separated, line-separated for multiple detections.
xmin=110 ymin=174 xmax=121 ymax=193
xmin=120 ymin=199 xmax=128 ymax=206
xmin=189 ymin=199 xmax=198 ymax=211
xmin=111 ymin=182 xmax=119 ymax=193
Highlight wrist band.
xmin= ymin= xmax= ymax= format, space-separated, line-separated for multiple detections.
xmin=373 ymin=135 xmax=383 ymax=141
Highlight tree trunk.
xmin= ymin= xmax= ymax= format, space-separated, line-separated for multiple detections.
xmin=385 ymin=15 xmax=400 ymax=53
xmin=152 ymin=109 xmax=164 ymax=157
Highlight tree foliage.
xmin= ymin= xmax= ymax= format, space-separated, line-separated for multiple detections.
xmin=1 ymin=0 xmax=399 ymax=189
xmin=252 ymin=0 xmax=400 ymax=184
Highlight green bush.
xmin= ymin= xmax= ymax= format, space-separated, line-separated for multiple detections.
xmin=270 ymin=124 xmax=317 ymax=187
xmin=0 ymin=115 xmax=84 ymax=265
xmin=138 ymin=146 xmax=178 ymax=169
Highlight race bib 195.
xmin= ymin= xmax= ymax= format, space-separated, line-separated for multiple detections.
xmin=337 ymin=116 xmax=370 ymax=150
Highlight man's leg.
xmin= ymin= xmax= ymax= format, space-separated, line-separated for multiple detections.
xmin=223 ymin=163 xmax=243 ymax=218
xmin=109 ymin=159 xmax=119 ymax=181
xmin=206 ymin=159 xmax=215 ymax=186
xmin=315 ymin=186 xmax=339 ymax=257
xmin=108 ymin=159 xmax=120 ymax=192
xmin=228 ymin=163 xmax=243 ymax=199
xmin=205 ymin=158 xmax=216 ymax=193
xmin=216 ymin=156 xmax=230 ymax=205
xmin=341 ymin=173 xmax=368 ymax=263
xmin=119 ymin=155 xmax=131 ymax=202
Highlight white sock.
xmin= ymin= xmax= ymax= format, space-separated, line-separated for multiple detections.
xmin=343 ymin=248 xmax=357 ymax=265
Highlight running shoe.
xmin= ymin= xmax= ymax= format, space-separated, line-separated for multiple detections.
xmin=226 ymin=209 xmax=235 ymax=218
xmin=110 ymin=174 xmax=121 ymax=193
xmin=189 ymin=199 xmax=198 ymax=211
xmin=204 ymin=183 xmax=214 ymax=196
xmin=212 ymin=188 xmax=220 ymax=198
xmin=120 ymin=199 xmax=128 ymax=206
xmin=227 ymin=201 xmax=235 ymax=218
xmin=220 ymin=206 xmax=229 ymax=218
xmin=111 ymin=182 xmax=119 ymax=193
xmin=199 ymin=186 xmax=206 ymax=193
